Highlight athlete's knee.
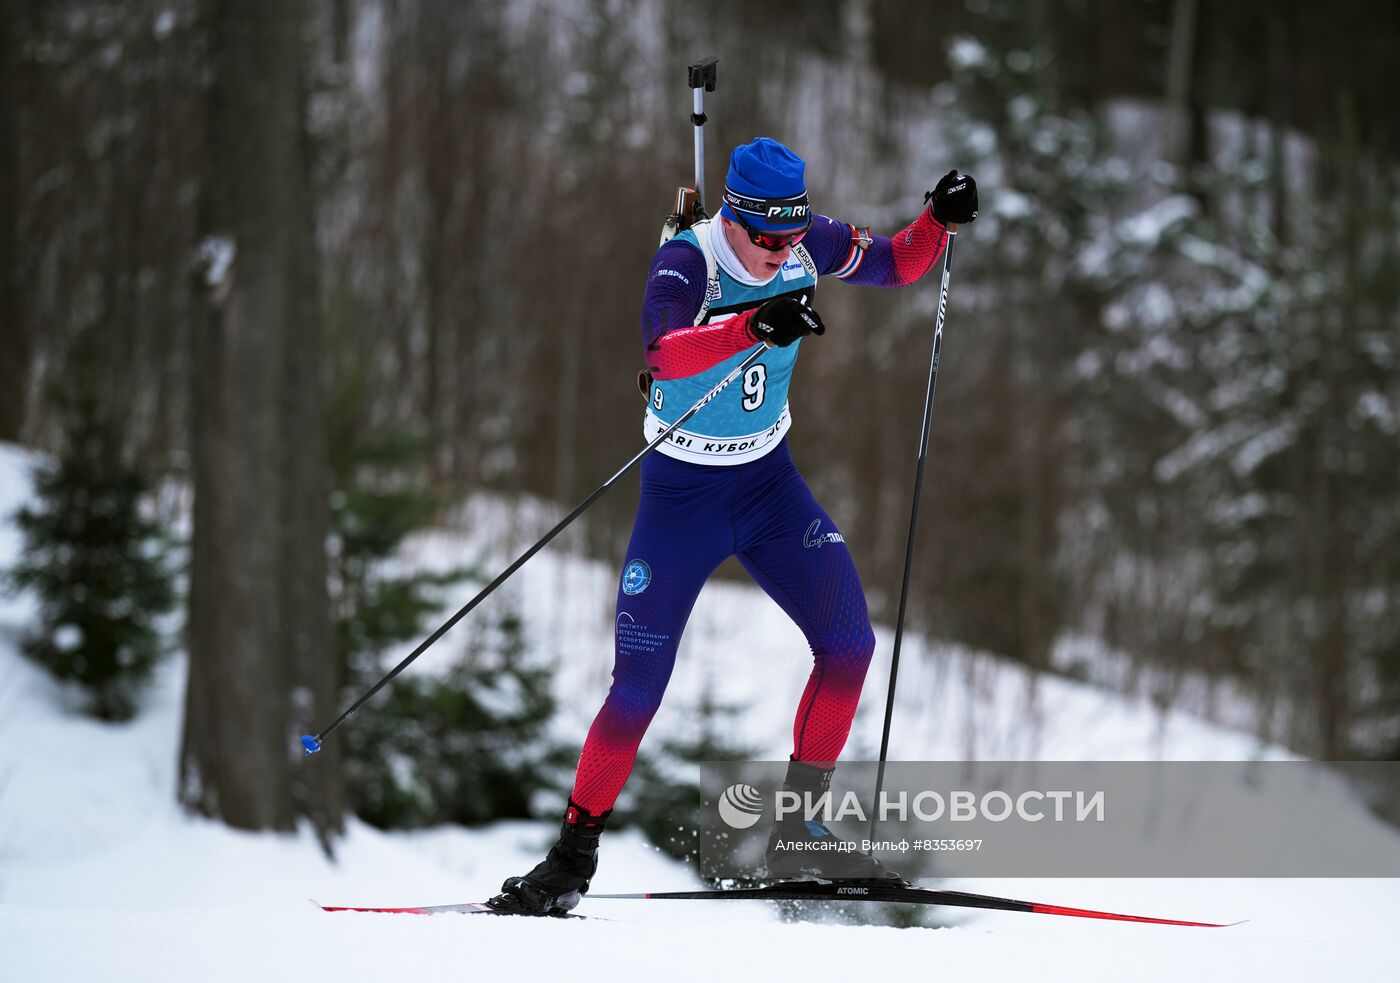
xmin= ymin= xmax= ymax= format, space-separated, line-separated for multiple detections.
xmin=814 ymin=616 xmax=876 ymax=678
xmin=850 ymin=619 xmax=877 ymax=672
xmin=600 ymin=641 xmax=676 ymax=733
xmin=599 ymin=669 xmax=668 ymax=732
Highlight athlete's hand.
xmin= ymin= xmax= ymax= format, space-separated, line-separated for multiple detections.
xmin=749 ymin=297 xmax=825 ymax=348
xmin=925 ymin=170 xmax=978 ymax=226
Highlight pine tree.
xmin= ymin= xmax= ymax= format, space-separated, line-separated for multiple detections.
xmin=327 ymin=390 xmax=566 ymax=827
xmin=6 ymin=394 xmax=175 ymax=720
xmin=342 ymin=602 xmax=566 ymax=828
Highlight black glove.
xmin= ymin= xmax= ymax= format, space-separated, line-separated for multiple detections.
xmin=925 ymin=169 xmax=978 ymax=225
xmin=749 ymin=297 xmax=825 ymax=348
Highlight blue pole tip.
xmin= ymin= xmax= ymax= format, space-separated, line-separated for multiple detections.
xmin=301 ymin=735 xmax=322 ymax=755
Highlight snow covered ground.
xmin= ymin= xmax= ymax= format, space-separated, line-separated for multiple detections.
xmin=2 ymin=440 xmax=1399 ymax=982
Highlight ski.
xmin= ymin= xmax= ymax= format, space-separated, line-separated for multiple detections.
xmin=315 ymin=881 xmax=1240 ymax=928
xmin=312 ymin=899 xmax=587 ymax=919
xmin=587 ymin=880 xmax=1241 ymax=928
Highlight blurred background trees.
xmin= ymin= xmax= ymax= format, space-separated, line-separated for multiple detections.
xmin=4 ymin=0 xmax=1398 ymax=836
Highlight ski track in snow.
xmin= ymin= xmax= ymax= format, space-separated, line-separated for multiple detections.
xmin=1 ymin=441 xmax=1398 ymax=981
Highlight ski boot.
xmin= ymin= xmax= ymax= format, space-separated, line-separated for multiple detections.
xmin=487 ymin=800 xmax=610 ymax=916
xmin=763 ymin=759 xmax=907 ymax=885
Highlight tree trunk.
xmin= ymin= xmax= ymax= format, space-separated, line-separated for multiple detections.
xmin=0 ymin=0 xmax=27 ymax=442
xmin=1163 ymin=0 xmax=1198 ymax=168
xmin=181 ymin=0 xmax=344 ymax=843
xmin=1267 ymin=10 xmax=1293 ymax=246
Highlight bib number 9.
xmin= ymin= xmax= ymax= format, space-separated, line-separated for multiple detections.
xmin=742 ymin=364 xmax=767 ymax=412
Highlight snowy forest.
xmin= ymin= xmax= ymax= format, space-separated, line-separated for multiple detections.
xmin=3 ymin=0 xmax=1399 ymax=857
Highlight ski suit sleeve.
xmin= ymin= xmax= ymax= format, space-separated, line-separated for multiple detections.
xmin=801 ymin=210 xmax=949 ymax=287
xmin=640 ymin=239 xmax=760 ymax=381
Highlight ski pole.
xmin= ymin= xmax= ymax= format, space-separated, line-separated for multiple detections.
xmin=868 ymin=227 xmax=958 ymax=840
xmin=301 ymin=343 xmax=771 ymax=755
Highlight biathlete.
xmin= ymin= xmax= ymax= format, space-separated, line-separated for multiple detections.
xmin=491 ymin=137 xmax=978 ymax=915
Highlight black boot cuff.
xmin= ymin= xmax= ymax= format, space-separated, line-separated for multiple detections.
xmin=784 ymin=757 xmax=835 ymax=793
xmin=564 ymin=798 xmax=611 ymax=834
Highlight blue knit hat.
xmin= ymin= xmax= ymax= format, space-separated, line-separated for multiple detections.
xmin=720 ymin=137 xmax=810 ymax=232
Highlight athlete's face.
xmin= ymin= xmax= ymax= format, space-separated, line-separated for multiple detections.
xmin=722 ymin=217 xmax=792 ymax=280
